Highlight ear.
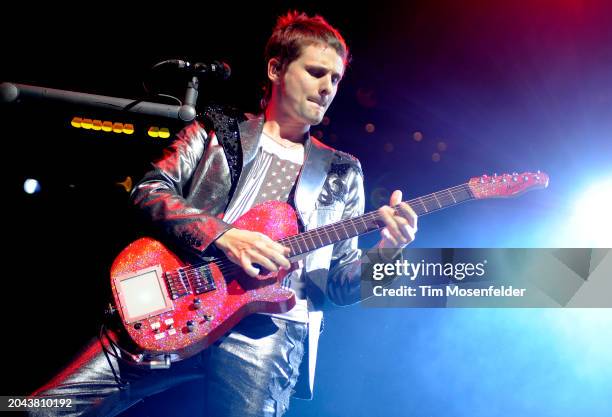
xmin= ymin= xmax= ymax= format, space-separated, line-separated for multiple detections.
xmin=267 ymin=58 xmax=282 ymax=84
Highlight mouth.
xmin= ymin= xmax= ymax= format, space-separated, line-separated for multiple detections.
xmin=308 ymin=98 xmax=326 ymax=108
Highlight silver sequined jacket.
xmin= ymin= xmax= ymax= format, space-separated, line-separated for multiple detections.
xmin=130 ymin=109 xmax=368 ymax=309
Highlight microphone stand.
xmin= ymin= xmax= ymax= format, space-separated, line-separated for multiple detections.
xmin=0 ymin=81 xmax=199 ymax=122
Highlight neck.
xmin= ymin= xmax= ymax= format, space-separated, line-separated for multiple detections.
xmin=264 ymin=106 xmax=309 ymax=144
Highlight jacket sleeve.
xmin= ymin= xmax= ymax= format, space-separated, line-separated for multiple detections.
xmin=325 ymin=162 xmax=366 ymax=306
xmin=324 ymin=161 xmax=404 ymax=306
xmin=129 ymin=120 xmax=232 ymax=258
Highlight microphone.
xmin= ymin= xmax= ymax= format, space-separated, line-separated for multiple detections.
xmin=151 ymin=59 xmax=231 ymax=80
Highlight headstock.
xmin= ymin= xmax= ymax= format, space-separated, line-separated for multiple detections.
xmin=468 ymin=171 xmax=549 ymax=199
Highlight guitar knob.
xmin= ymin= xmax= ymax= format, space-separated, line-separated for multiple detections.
xmin=133 ymin=322 xmax=142 ymax=330
xmin=192 ymin=298 xmax=201 ymax=309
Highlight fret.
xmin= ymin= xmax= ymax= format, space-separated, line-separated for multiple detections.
xmin=422 ymin=194 xmax=441 ymax=213
xmin=359 ymin=215 xmax=371 ymax=233
xmin=453 ymin=186 xmax=473 ymax=202
xmin=348 ymin=218 xmax=360 ymax=235
xmin=313 ymin=229 xmax=326 ymax=247
xmin=295 ymin=236 xmax=307 ymax=254
xmin=305 ymin=232 xmax=317 ymax=252
xmin=338 ymin=223 xmax=351 ymax=240
xmin=330 ymin=223 xmax=342 ymax=241
xmin=285 ymin=238 xmax=299 ymax=257
xmin=412 ymin=197 xmax=429 ymax=215
xmin=432 ymin=192 xmax=442 ymax=208
xmin=446 ymin=189 xmax=457 ymax=203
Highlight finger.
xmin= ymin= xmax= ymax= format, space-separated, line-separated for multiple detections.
xmin=379 ymin=206 xmax=405 ymax=243
xmin=259 ymin=243 xmax=291 ymax=269
xmin=400 ymin=224 xmax=416 ymax=244
xmin=396 ymin=202 xmax=418 ymax=229
xmin=247 ymin=250 xmax=280 ymax=273
xmin=389 ymin=189 xmax=403 ymax=207
xmin=239 ymin=252 xmax=261 ymax=278
xmin=254 ymin=240 xmax=291 ymax=269
xmin=256 ymin=234 xmax=292 ymax=259
xmin=381 ymin=227 xmax=399 ymax=247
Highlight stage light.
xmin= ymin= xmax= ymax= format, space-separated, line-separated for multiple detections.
xmin=158 ymin=128 xmax=170 ymax=139
xmin=365 ymin=123 xmax=375 ymax=133
xmin=102 ymin=121 xmax=113 ymax=132
xmin=570 ymin=178 xmax=612 ymax=246
xmin=148 ymin=127 xmax=159 ymax=138
xmin=24 ymin=178 xmax=41 ymax=194
xmin=70 ymin=116 xmax=136 ymax=135
xmin=413 ymin=131 xmax=423 ymax=142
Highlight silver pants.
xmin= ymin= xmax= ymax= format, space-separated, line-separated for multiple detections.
xmin=29 ymin=315 xmax=307 ymax=417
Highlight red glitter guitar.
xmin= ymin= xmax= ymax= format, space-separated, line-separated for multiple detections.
xmin=110 ymin=171 xmax=548 ymax=362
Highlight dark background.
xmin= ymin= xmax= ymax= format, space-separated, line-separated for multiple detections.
xmin=2 ymin=1 xmax=611 ymax=416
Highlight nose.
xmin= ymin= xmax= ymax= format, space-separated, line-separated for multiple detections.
xmin=319 ymin=74 xmax=333 ymax=97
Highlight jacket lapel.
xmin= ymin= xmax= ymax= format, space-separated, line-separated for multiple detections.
xmin=294 ymin=136 xmax=334 ymax=228
xmin=221 ymin=115 xmax=265 ymax=220
xmin=237 ymin=115 xmax=265 ymax=166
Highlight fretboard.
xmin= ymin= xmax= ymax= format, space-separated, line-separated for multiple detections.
xmin=278 ymin=183 xmax=474 ymax=257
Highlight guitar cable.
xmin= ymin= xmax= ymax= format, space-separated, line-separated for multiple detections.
xmin=99 ymin=321 xmax=173 ymax=374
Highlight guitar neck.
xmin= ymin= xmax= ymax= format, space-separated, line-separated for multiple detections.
xmin=279 ymin=183 xmax=474 ymax=257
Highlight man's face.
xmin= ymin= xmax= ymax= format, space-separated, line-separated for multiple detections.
xmin=274 ymin=43 xmax=345 ymax=126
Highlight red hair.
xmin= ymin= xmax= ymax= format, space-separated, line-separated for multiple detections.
xmin=261 ymin=11 xmax=350 ymax=108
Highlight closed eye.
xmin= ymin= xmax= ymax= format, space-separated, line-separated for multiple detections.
xmin=307 ymin=67 xmax=342 ymax=85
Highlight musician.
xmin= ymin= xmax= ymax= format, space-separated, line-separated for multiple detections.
xmin=30 ymin=11 xmax=417 ymax=416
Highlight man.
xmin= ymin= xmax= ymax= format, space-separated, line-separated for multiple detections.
xmin=30 ymin=11 xmax=417 ymax=416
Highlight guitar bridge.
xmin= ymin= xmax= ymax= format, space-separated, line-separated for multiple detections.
xmin=189 ymin=264 xmax=216 ymax=295
xmin=165 ymin=264 xmax=216 ymax=299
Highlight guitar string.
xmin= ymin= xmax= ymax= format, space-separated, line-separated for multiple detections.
xmin=173 ymin=183 xmax=475 ymax=278
xmin=172 ymin=183 xmax=477 ymax=281
xmin=167 ymin=178 xmax=527 ymax=283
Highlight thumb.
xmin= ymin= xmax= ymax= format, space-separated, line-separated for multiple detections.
xmin=390 ymin=189 xmax=402 ymax=206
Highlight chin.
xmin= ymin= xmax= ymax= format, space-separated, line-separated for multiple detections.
xmin=306 ymin=113 xmax=325 ymax=126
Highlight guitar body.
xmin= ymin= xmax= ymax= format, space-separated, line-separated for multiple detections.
xmin=110 ymin=200 xmax=298 ymax=361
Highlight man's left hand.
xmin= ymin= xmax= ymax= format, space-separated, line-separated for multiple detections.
xmin=377 ymin=190 xmax=418 ymax=249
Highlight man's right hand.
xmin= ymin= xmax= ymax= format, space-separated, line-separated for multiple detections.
xmin=214 ymin=228 xmax=291 ymax=278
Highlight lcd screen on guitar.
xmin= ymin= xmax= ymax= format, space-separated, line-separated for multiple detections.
xmin=114 ymin=265 xmax=173 ymax=323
